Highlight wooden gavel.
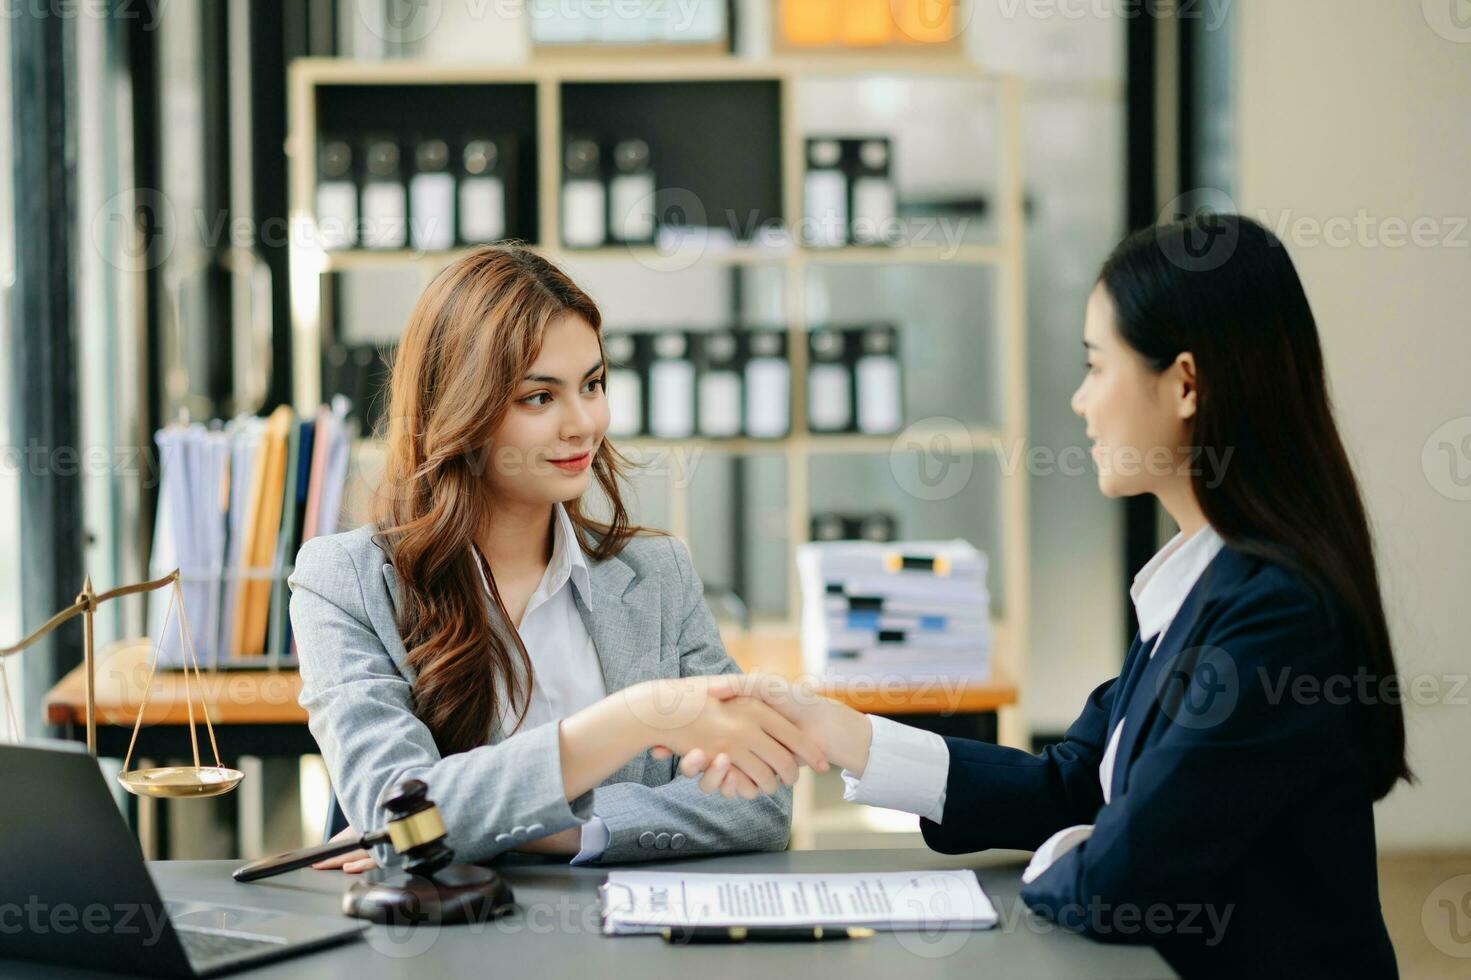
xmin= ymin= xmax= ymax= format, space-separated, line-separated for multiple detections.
xmin=234 ymin=777 xmax=514 ymax=926
xmin=233 ymin=778 xmax=453 ymax=882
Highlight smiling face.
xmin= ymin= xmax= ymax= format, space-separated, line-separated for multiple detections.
xmin=1071 ymin=283 xmax=1197 ymax=498
xmin=484 ymin=313 xmax=609 ymax=509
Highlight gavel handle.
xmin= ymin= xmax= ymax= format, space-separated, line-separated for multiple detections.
xmin=232 ymin=829 xmax=391 ymax=882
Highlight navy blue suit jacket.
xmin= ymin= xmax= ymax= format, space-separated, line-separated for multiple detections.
xmin=921 ymin=546 xmax=1396 ymax=978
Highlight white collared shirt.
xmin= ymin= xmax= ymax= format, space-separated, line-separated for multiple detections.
xmin=840 ymin=524 xmax=1226 ymax=882
xmin=470 ymin=502 xmax=611 ymax=862
xmin=1096 ymin=523 xmax=1226 ymax=805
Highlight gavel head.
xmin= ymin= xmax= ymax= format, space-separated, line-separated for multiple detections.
xmin=382 ymin=778 xmax=455 ymax=877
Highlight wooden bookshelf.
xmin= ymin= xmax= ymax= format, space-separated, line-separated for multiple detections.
xmin=287 ymin=56 xmax=1029 ymax=747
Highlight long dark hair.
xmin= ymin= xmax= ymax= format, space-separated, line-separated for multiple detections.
xmin=373 ymin=246 xmax=645 ymax=755
xmin=1098 ymin=213 xmax=1410 ymax=799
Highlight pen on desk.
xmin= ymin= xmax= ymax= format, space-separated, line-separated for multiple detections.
xmin=660 ymin=926 xmax=876 ymax=944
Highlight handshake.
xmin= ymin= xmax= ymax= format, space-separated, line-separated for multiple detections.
xmin=315 ymin=673 xmax=874 ymax=873
xmin=630 ymin=674 xmax=873 ymax=800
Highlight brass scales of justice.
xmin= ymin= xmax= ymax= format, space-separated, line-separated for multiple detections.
xmin=0 ymin=569 xmax=514 ymax=926
xmin=0 ymin=569 xmax=243 ymax=799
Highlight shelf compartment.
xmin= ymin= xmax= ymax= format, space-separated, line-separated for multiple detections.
xmin=558 ymin=79 xmax=785 ymax=248
xmin=313 ymin=82 xmax=541 ymax=245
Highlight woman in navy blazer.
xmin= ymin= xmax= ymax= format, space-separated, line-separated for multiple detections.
xmin=698 ymin=215 xmax=1408 ymax=978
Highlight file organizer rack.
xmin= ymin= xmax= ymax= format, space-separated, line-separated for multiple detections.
xmin=168 ymin=566 xmax=299 ymax=670
xmin=287 ymin=56 xmax=1028 ymax=748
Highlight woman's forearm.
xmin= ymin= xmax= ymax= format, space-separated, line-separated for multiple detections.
xmin=814 ymin=697 xmax=875 ymax=775
xmin=558 ymin=686 xmax=655 ymax=801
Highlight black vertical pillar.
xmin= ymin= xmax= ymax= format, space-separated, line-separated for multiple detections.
xmin=202 ymin=0 xmax=235 ymax=415
xmin=249 ymin=0 xmax=294 ymax=413
xmin=124 ymin=6 xmax=163 ymax=567
xmin=251 ymin=0 xmax=338 ymax=414
xmin=1121 ymin=8 xmax=1161 ymax=643
xmin=10 ymin=8 xmax=84 ymax=735
xmin=1178 ymin=13 xmax=1199 ymax=210
xmin=727 ymin=267 xmax=748 ymax=602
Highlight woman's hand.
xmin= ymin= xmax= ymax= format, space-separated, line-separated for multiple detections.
xmin=666 ymin=674 xmax=874 ymax=780
xmin=627 ymin=676 xmax=829 ymax=799
xmin=310 ymin=825 xmax=378 ymax=874
xmin=559 ymin=674 xmax=827 ymax=803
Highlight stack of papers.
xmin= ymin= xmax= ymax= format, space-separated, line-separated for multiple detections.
xmin=600 ymin=870 xmax=997 ymax=935
xmin=147 ymin=397 xmax=354 ymax=668
xmin=798 ymin=539 xmax=992 ymax=681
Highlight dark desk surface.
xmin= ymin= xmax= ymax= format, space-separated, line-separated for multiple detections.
xmin=3 ymin=849 xmax=1174 ymax=979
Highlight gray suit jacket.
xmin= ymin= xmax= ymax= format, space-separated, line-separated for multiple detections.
xmin=287 ymin=524 xmax=791 ymax=865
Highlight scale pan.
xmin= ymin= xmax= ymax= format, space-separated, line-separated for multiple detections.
xmin=118 ymin=765 xmax=244 ymax=799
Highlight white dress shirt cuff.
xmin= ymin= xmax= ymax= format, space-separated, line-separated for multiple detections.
xmin=1021 ymin=824 xmax=1095 ymax=883
xmin=569 ymin=815 xmax=610 ymax=865
xmin=839 ymin=715 xmax=949 ymax=824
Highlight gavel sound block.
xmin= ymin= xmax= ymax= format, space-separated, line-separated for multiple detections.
xmin=233 ymin=778 xmax=514 ymax=926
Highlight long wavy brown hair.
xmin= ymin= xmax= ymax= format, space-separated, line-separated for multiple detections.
xmin=372 ymin=246 xmax=642 ymax=755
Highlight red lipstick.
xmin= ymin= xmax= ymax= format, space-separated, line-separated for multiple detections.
xmin=550 ymin=451 xmax=593 ymax=473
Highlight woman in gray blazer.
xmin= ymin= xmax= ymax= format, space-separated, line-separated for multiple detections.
xmin=289 ymin=246 xmax=824 ymax=872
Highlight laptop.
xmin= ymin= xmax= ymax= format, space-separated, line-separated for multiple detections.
xmin=1 ymin=743 xmax=367 ymax=977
